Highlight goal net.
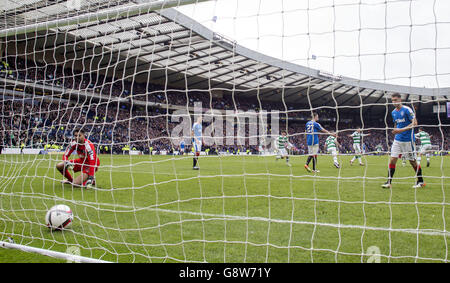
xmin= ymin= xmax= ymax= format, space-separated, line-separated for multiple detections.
xmin=0 ymin=0 xmax=449 ymax=263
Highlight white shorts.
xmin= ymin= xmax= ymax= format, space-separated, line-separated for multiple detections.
xmin=308 ymin=144 xmax=319 ymax=155
xmin=278 ymin=148 xmax=288 ymax=157
xmin=419 ymin=144 xmax=432 ymax=154
xmin=327 ymin=148 xmax=337 ymax=156
xmin=193 ymin=141 xmax=202 ymax=152
xmin=390 ymin=140 xmax=416 ymax=161
xmin=353 ymin=143 xmax=362 ymax=154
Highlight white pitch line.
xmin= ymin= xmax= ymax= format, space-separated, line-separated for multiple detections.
xmin=105 ymin=169 xmax=449 ymax=185
xmin=3 ymin=191 xmax=449 ymax=238
xmin=71 ymin=199 xmax=450 ymax=238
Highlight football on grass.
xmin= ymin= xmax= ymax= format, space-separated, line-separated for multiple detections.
xmin=45 ymin=205 xmax=73 ymax=230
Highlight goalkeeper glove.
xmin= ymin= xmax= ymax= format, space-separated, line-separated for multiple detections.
xmin=64 ymin=160 xmax=74 ymax=169
xmin=85 ymin=176 xmax=95 ymax=188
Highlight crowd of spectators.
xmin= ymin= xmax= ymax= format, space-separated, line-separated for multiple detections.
xmin=1 ymin=56 xmax=449 ymax=155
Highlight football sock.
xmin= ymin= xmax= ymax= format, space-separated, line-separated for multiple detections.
xmin=306 ymin=155 xmax=312 ymax=166
xmin=387 ymin=164 xmax=396 ymax=184
xmin=312 ymin=155 xmax=317 ymax=170
xmin=413 ymin=164 xmax=424 ymax=183
xmin=63 ymin=169 xmax=73 ymax=182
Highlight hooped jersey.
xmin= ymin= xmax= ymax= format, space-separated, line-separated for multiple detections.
xmin=326 ymin=136 xmax=337 ymax=150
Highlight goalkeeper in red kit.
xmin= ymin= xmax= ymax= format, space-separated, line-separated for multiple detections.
xmin=56 ymin=128 xmax=100 ymax=188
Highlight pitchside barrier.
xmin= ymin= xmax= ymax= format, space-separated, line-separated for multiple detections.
xmin=0 ymin=148 xmax=58 ymax=155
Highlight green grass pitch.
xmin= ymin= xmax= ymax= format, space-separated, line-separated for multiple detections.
xmin=0 ymin=153 xmax=449 ymax=263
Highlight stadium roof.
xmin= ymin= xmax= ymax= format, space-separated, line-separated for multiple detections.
xmin=1 ymin=0 xmax=449 ymax=107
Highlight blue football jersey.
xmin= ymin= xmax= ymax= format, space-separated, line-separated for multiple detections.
xmin=192 ymin=122 xmax=202 ymax=140
xmin=306 ymin=120 xmax=322 ymax=146
xmin=391 ymin=106 xmax=415 ymax=142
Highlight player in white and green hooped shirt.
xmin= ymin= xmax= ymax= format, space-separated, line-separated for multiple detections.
xmin=375 ymin=144 xmax=384 ymax=155
xmin=415 ymin=127 xmax=432 ymax=167
xmin=325 ymin=133 xmax=341 ymax=168
xmin=275 ymin=131 xmax=295 ymax=167
xmin=348 ymin=128 xmax=370 ymax=166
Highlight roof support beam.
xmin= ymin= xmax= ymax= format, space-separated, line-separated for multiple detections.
xmin=253 ymin=72 xmax=299 ymax=90
xmin=361 ymin=89 xmax=378 ymax=103
xmin=208 ymin=64 xmax=275 ymax=89
xmin=185 ymin=61 xmax=258 ymax=88
xmin=163 ymin=55 xmax=244 ymax=84
xmin=60 ymin=30 xmax=194 ymax=68
xmin=62 ymin=7 xmax=160 ymax=33
xmin=366 ymin=91 xmax=388 ymax=111
xmin=258 ymin=76 xmax=315 ymax=98
xmin=0 ymin=0 xmax=214 ymax=37
xmin=263 ymin=78 xmax=321 ymax=100
xmin=94 ymin=33 xmax=196 ymax=69
xmin=310 ymin=84 xmax=346 ymax=104
xmin=321 ymin=86 xmax=356 ymax=106
xmin=284 ymin=82 xmax=333 ymax=100
xmin=339 ymin=88 xmax=366 ymax=106
xmin=219 ymin=66 xmax=282 ymax=89
xmin=122 ymin=42 xmax=217 ymax=72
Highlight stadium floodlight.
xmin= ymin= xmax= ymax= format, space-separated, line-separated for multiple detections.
xmin=0 ymin=0 xmax=449 ymax=264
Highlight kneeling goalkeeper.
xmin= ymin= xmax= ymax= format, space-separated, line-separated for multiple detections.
xmin=56 ymin=128 xmax=100 ymax=188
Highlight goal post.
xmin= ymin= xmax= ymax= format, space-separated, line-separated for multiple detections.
xmin=0 ymin=240 xmax=111 ymax=263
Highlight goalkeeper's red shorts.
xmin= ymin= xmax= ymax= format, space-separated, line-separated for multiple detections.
xmin=71 ymin=158 xmax=100 ymax=175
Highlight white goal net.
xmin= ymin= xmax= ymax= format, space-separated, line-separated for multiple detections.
xmin=0 ymin=0 xmax=449 ymax=263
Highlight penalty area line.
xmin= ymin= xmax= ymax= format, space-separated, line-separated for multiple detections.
xmin=80 ymin=200 xmax=450 ymax=238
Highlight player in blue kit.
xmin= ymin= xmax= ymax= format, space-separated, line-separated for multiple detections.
xmin=191 ymin=116 xmax=202 ymax=170
xmin=304 ymin=112 xmax=335 ymax=173
xmin=382 ymin=93 xmax=425 ymax=189
xmin=179 ymin=140 xmax=185 ymax=155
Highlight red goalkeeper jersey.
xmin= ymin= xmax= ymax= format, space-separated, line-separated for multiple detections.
xmin=63 ymin=138 xmax=99 ymax=176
